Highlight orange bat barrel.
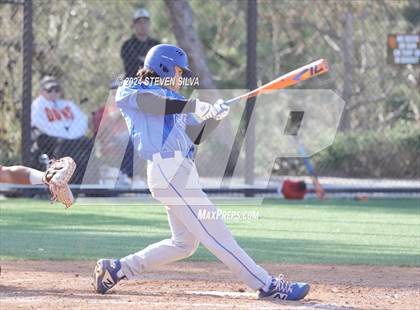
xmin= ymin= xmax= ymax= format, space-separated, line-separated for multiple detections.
xmin=225 ymin=59 xmax=329 ymax=105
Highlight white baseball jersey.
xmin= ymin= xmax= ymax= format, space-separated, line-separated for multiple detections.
xmin=31 ymin=95 xmax=88 ymax=140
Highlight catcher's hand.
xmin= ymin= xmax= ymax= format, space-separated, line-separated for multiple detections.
xmin=43 ymin=157 xmax=76 ymax=208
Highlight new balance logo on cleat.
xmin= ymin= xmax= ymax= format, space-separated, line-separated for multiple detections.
xmin=271 ymin=292 xmax=288 ymax=300
xmin=102 ymin=270 xmax=116 ymax=289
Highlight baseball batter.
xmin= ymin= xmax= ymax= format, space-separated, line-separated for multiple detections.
xmin=93 ymin=44 xmax=310 ymax=300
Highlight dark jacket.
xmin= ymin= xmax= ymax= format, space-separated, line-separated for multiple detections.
xmin=121 ymin=35 xmax=160 ymax=78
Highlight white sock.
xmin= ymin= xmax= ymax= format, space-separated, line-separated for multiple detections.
xmin=29 ymin=169 xmax=44 ymax=185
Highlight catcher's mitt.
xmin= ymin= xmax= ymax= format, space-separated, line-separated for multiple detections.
xmin=43 ymin=157 xmax=76 ymax=208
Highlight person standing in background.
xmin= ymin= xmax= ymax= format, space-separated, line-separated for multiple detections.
xmin=119 ymin=8 xmax=160 ymax=186
xmin=121 ymin=8 xmax=160 ymax=78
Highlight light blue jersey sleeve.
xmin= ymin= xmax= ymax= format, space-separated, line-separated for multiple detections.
xmin=115 ymin=82 xmax=196 ymax=160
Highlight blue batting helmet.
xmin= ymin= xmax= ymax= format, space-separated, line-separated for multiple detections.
xmin=144 ymin=44 xmax=194 ymax=78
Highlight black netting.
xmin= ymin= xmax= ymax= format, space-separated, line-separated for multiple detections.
xmin=1 ymin=0 xmax=419 ymax=193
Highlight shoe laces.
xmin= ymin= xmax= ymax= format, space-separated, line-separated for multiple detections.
xmin=274 ymin=274 xmax=292 ymax=294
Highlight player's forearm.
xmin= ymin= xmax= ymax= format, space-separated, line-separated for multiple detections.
xmin=137 ymin=92 xmax=196 ymax=115
xmin=0 ymin=165 xmax=43 ymax=184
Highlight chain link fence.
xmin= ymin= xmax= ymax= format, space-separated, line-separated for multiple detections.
xmin=0 ymin=0 xmax=419 ymax=195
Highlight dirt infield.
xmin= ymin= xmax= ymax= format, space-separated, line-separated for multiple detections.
xmin=0 ymin=261 xmax=419 ymax=310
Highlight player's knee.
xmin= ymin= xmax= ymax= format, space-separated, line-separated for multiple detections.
xmin=174 ymin=239 xmax=199 ymax=257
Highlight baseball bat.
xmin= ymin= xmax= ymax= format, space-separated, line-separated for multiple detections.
xmin=284 ymin=111 xmax=326 ymax=200
xmin=297 ymin=141 xmax=326 ymax=200
xmin=224 ymin=58 xmax=329 ymax=106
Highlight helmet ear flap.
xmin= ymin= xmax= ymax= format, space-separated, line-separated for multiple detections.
xmin=160 ymin=63 xmax=169 ymax=74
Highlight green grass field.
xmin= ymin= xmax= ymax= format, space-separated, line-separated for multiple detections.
xmin=0 ymin=197 xmax=419 ymax=266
